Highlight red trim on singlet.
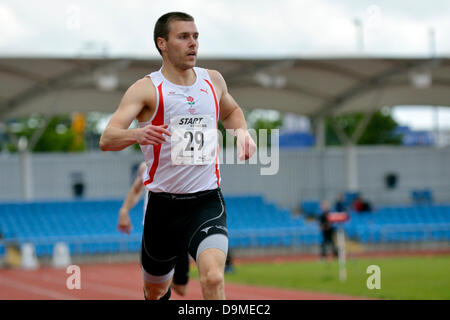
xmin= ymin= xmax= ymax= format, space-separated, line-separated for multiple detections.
xmin=144 ymin=82 xmax=164 ymax=186
xmin=204 ymin=79 xmax=220 ymax=187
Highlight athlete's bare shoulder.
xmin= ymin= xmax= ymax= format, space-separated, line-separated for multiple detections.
xmin=206 ymin=69 xmax=225 ymax=85
xmin=132 ymin=76 xmax=156 ymax=102
xmin=206 ymin=69 xmax=227 ymax=97
xmin=129 ymin=76 xmax=157 ymax=122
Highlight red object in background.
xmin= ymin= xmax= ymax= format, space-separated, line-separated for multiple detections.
xmin=354 ymin=199 xmax=364 ymax=212
xmin=327 ymin=212 xmax=349 ymax=223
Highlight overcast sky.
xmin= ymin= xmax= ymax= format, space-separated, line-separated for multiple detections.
xmin=1 ymin=0 xmax=450 ymax=57
xmin=1 ymin=0 xmax=450 ymax=129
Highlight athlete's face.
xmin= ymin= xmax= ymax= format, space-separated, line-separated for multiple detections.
xmin=162 ymin=20 xmax=199 ymax=70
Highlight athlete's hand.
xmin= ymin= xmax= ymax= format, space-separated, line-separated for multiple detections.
xmin=117 ymin=209 xmax=132 ymax=235
xmin=134 ymin=124 xmax=171 ymax=146
xmin=236 ymin=129 xmax=257 ymax=160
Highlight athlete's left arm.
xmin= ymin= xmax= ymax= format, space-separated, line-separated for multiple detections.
xmin=208 ymin=70 xmax=256 ymax=160
xmin=117 ymin=162 xmax=146 ymax=234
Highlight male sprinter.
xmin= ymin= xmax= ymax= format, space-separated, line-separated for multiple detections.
xmin=100 ymin=12 xmax=256 ymax=300
xmin=117 ymin=161 xmax=190 ymax=296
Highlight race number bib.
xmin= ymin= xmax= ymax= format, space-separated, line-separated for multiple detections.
xmin=170 ymin=114 xmax=217 ymax=165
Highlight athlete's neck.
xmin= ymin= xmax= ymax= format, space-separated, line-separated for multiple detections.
xmin=161 ymin=64 xmax=196 ymax=86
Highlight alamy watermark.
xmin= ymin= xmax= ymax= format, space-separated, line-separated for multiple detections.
xmin=364 ymin=5 xmax=382 ymax=29
xmin=366 ymin=265 xmax=381 ymax=290
xmin=66 ymin=265 xmax=81 ymax=290
xmin=66 ymin=5 xmax=81 ymax=31
xmin=170 ymin=127 xmax=279 ymax=176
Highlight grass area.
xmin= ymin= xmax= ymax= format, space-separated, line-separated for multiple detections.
xmin=190 ymin=255 xmax=450 ymax=300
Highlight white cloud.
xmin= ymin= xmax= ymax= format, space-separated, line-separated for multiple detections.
xmin=393 ymin=106 xmax=450 ymax=130
xmin=0 ymin=3 xmax=33 ymax=47
xmin=1 ymin=0 xmax=449 ymax=57
xmin=0 ymin=0 xmax=449 ymax=131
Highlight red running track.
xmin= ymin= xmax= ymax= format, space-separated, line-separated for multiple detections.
xmin=0 ymin=262 xmax=365 ymax=300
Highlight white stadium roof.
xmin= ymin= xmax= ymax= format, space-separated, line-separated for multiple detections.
xmin=0 ymin=57 xmax=449 ymax=120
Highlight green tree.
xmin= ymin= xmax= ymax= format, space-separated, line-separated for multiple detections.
xmin=217 ymin=109 xmax=283 ymax=148
xmin=34 ymin=116 xmax=85 ymax=152
xmin=252 ymin=117 xmax=283 ymax=146
xmin=326 ymin=110 xmax=402 ymax=146
xmin=5 ymin=115 xmax=85 ymax=152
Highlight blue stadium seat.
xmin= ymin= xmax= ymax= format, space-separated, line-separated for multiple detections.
xmin=0 ymin=243 xmax=5 ymax=257
xmin=1 ymin=198 xmax=448 ymax=253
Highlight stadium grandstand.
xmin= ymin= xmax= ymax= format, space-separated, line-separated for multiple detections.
xmin=0 ymin=56 xmax=449 ymax=300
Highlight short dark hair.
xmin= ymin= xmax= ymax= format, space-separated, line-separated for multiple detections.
xmin=154 ymin=12 xmax=194 ymax=55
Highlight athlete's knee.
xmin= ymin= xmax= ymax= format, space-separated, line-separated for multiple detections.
xmin=172 ymin=283 xmax=188 ymax=296
xmin=144 ymin=283 xmax=170 ymax=300
xmin=200 ymin=269 xmax=224 ymax=289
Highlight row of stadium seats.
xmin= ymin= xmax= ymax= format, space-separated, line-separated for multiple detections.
xmin=31 ymin=238 xmax=141 ymax=256
xmin=1 ymin=196 xmax=450 ymax=257
xmin=0 ymin=196 xmax=317 ymax=257
xmin=301 ymin=190 xmax=441 ymax=218
xmin=341 ymin=202 xmax=450 ymax=243
xmin=278 ymin=132 xmax=315 ymax=148
xmin=298 ymin=198 xmax=450 ymax=244
xmin=0 ymin=199 xmax=308 ymax=239
xmin=0 ymin=242 xmax=5 ymax=258
xmin=345 ymin=227 xmax=450 ymax=244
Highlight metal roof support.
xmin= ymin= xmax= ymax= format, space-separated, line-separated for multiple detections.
xmin=433 ymin=106 xmax=440 ymax=147
xmin=326 ymin=110 xmax=375 ymax=192
xmin=329 ymin=117 xmax=351 ymax=145
xmin=6 ymin=116 xmax=50 ymax=200
xmin=351 ymin=111 xmax=376 ymax=144
xmin=314 ymin=116 xmax=326 ymax=150
xmin=18 ymin=137 xmax=33 ymax=200
xmin=325 ymin=117 xmax=357 ymax=191
xmin=312 ymin=116 xmax=327 ymax=200
xmin=313 ymin=59 xmax=441 ymax=118
xmin=0 ymin=60 xmax=124 ymax=120
xmin=345 ymin=143 xmax=358 ymax=192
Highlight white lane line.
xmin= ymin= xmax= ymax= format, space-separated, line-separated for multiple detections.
xmin=0 ymin=275 xmax=79 ymax=300
xmin=18 ymin=270 xmax=141 ymax=299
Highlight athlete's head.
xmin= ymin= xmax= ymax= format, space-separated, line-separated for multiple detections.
xmin=154 ymin=12 xmax=198 ymax=70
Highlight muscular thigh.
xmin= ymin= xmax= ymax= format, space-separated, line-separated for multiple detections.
xmin=141 ymin=193 xmax=190 ymax=277
xmin=185 ymin=189 xmax=228 ymax=262
xmin=143 ymin=194 xmax=186 ymax=261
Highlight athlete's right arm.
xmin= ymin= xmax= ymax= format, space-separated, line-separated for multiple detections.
xmin=99 ymin=78 xmax=171 ymax=151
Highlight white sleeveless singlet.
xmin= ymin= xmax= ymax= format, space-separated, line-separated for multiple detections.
xmin=139 ymin=67 xmax=221 ymax=194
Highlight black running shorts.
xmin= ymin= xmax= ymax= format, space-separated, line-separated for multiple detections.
xmin=140 ymin=188 xmax=228 ymax=283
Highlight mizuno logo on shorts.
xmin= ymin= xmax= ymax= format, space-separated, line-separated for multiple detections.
xmin=201 ymin=225 xmax=228 ymax=234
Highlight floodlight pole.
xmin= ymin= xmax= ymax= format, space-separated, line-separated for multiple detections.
xmin=428 ymin=27 xmax=436 ymax=58
xmin=354 ymin=18 xmax=364 ymax=53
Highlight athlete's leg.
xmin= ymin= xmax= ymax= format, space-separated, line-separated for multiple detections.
xmin=171 ymin=283 xmax=187 ymax=297
xmin=186 ymin=189 xmax=228 ymax=300
xmin=143 ymin=278 xmax=172 ymax=300
xmin=197 ymin=248 xmax=226 ymax=300
xmin=141 ymin=246 xmax=177 ymax=300
xmin=225 ymin=247 xmax=234 ymax=273
xmin=171 ymin=251 xmax=190 ymax=296
xmin=141 ymin=257 xmax=175 ymax=300
xmin=140 ymin=192 xmax=180 ymax=300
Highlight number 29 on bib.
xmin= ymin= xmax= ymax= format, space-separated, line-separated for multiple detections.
xmin=170 ymin=114 xmax=217 ymax=165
